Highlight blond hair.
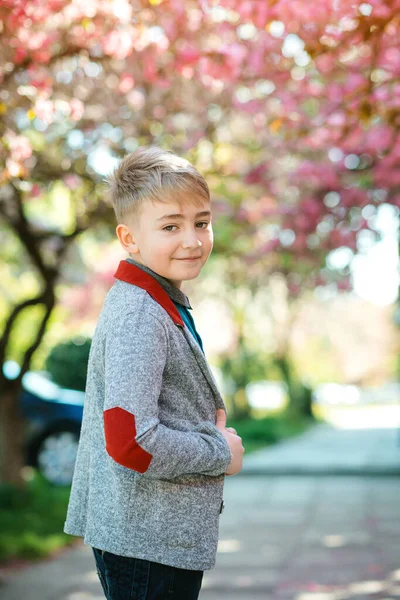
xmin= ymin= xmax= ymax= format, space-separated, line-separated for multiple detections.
xmin=106 ymin=146 xmax=210 ymax=223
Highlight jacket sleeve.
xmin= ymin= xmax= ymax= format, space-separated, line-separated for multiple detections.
xmin=103 ymin=308 xmax=232 ymax=479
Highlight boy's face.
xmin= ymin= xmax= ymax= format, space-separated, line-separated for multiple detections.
xmin=117 ymin=198 xmax=213 ymax=288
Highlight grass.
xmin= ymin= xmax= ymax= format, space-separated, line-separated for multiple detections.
xmin=0 ymin=411 xmax=314 ymax=565
xmin=0 ymin=470 xmax=75 ymax=564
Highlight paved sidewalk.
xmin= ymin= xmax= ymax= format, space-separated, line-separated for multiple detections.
xmin=241 ymin=423 xmax=400 ymax=476
xmin=1 ymin=424 xmax=400 ymax=599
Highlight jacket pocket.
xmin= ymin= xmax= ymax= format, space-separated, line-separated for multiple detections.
xmin=129 ymin=476 xmax=225 ymax=550
xmin=160 ymin=477 xmax=224 ymax=549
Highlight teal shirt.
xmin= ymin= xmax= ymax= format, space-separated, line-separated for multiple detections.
xmin=173 ymin=302 xmax=204 ymax=354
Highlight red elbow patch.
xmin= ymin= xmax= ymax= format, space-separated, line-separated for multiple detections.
xmin=103 ymin=407 xmax=152 ymax=473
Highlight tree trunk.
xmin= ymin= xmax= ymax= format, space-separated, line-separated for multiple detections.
xmin=231 ymin=387 xmax=251 ymax=420
xmin=0 ymin=289 xmax=56 ymax=485
xmin=274 ymin=354 xmax=314 ymax=418
xmin=0 ymin=376 xmax=26 ymax=487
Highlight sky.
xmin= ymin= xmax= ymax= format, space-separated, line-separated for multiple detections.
xmin=351 ymin=204 xmax=399 ymax=306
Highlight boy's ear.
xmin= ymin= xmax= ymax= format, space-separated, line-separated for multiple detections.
xmin=115 ymin=223 xmax=140 ymax=254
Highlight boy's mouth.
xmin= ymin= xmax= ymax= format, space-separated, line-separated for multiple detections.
xmin=175 ymin=256 xmax=202 ymax=261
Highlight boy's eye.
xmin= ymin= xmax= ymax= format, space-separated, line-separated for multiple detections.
xmin=162 ymin=222 xmax=210 ymax=232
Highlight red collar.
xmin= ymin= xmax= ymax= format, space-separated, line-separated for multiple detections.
xmin=114 ymin=260 xmax=184 ymax=327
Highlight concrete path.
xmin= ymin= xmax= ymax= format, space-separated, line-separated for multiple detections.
xmin=1 ymin=423 xmax=400 ymax=599
xmin=241 ymin=423 xmax=400 ymax=476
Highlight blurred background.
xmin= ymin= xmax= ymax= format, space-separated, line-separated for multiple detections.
xmin=0 ymin=1 xmax=399 ymax=599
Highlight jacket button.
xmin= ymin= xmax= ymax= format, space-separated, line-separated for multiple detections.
xmin=220 ymin=500 xmax=225 ymax=514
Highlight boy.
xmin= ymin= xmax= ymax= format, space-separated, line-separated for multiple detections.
xmin=64 ymin=146 xmax=244 ymax=600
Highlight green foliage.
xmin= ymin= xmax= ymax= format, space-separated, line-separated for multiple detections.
xmin=218 ymin=348 xmax=281 ymax=420
xmin=25 ymin=181 xmax=76 ymax=234
xmin=0 ymin=471 xmax=73 ymax=562
xmin=288 ymin=382 xmax=314 ymax=418
xmin=45 ymin=337 xmax=91 ymax=391
xmin=218 ymin=348 xmax=275 ymax=390
xmin=227 ymin=413 xmax=314 ymax=454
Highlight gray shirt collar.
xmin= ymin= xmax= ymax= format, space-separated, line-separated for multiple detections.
xmin=126 ymin=258 xmax=192 ymax=308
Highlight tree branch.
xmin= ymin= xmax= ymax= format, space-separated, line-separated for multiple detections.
xmin=5 ymin=185 xmax=54 ymax=283
xmin=18 ymin=288 xmax=55 ymax=381
xmin=0 ymin=294 xmax=45 ymax=366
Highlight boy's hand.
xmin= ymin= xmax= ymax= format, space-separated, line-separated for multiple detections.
xmin=216 ymin=409 xmax=245 ymax=476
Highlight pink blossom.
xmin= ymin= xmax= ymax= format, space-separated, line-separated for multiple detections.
xmin=212 ymin=200 xmax=234 ymax=217
xmin=341 ymin=126 xmax=364 ymax=153
xmin=337 ymin=279 xmax=351 ymax=291
xmin=373 ymin=87 xmax=390 ymax=103
xmin=33 ymin=50 xmax=52 ymax=64
xmin=374 ymin=167 xmax=400 ymax=188
xmin=102 ymin=30 xmax=133 ymax=59
xmin=326 ymin=83 xmax=345 ymax=103
xmin=344 ymin=73 xmax=365 ymax=94
xmin=365 ymin=126 xmax=394 ymax=153
xmin=31 ymin=184 xmax=41 ymax=197
xmin=326 ymin=112 xmax=346 ymax=127
xmin=259 ymin=239 xmax=281 ymax=253
xmin=6 ymin=132 xmax=32 ymax=162
xmin=300 ymin=198 xmax=321 ymax=218
xmin=70 ymin=98 xmax=84 ymax=121
xmin=389 ymin=195 xmax=400 ymax=208
xmin=34 ymin=99 xmax=54 ymax=123
xmin=278 ymin=205 xmax=297 ymax=215
xmin=315 ymin=54 xmax=336 ymax=74
xmin=118 ymin=74 xmax=135 ymax=94
xmin=245 ymin=163 xmax=267 ymax=185
xmin=294 ymin=213 xmax=313 ymax=232
xmin=236 ymin=207 xmax=249 ymax=222
xmin=288 ymin=282 xmax=301 ymax=296
xmin=340 ymin=188 xmax=369 ymax=208
xmin=64 ymin=174 xmax=82 ymax=190
xmin=144 ymin=56 xmax=158 ymax=83
xmin=294 ymin=161 xmax=340 ymax=189
xmin=315 ymin=275 xmax=327 ymax=286
xmin=176 ymin=43 xmax=200 ymax=66
xmin=306 ymin=127 xmax=332 ymax=150
xmin=14 ymin=47 xmax=28 ymax=64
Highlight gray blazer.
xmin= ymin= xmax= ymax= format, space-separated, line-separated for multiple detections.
xmin=64 ymin=259 xmax=232 ymax=571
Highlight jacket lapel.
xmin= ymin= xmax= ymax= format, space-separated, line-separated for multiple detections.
xmin=114 ymin=260 xmax=225 ymax=409
xmin=181 ymin=327 xmax=226 ymax=410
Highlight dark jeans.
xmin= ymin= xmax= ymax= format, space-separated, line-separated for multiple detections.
xmin=92 ymin=547 xmax=204 ymax=600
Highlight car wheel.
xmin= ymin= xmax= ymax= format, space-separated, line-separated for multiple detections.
xmin=36 ymin=428 xmax=80 ymax=486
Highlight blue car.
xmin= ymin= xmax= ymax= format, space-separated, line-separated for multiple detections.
xmin=4 ymin=361 xmax=84 ymax=486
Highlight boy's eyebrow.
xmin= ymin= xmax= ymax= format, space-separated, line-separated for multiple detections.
xmin=156 ymin=210 xmax=211 ymax=221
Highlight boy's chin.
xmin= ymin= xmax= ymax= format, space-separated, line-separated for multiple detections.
xmin=179 ymin=265 xmax=205 ymax=280
xmin=169 ymin=267 xmax=204 ymax=288
xmin=183 ymin=270 xmax=203 ymax=280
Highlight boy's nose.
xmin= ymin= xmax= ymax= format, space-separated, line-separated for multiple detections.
xmin=181 ymin=232 xmax=202 ymax=249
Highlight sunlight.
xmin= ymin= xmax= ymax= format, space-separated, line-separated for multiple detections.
xmin=317 ymin=404 xmax=400 ymax=429
xmin=348 ymin=580 xmax=386 ymax=594
xmin=322 ymin=534 xmax=346 ymax=548
xmin=297 ymin=594 xmax=336 ymax=600
xmin=217 ymin=539 xmax=241 ymax=553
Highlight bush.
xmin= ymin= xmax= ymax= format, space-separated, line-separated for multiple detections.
xmin=0 ymin=471 xmax=73 ymax=562
xmin=45 ymin=337 xmax=91 ymax=391
xmin=227 ymin=413 xmax=313 ymax=454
